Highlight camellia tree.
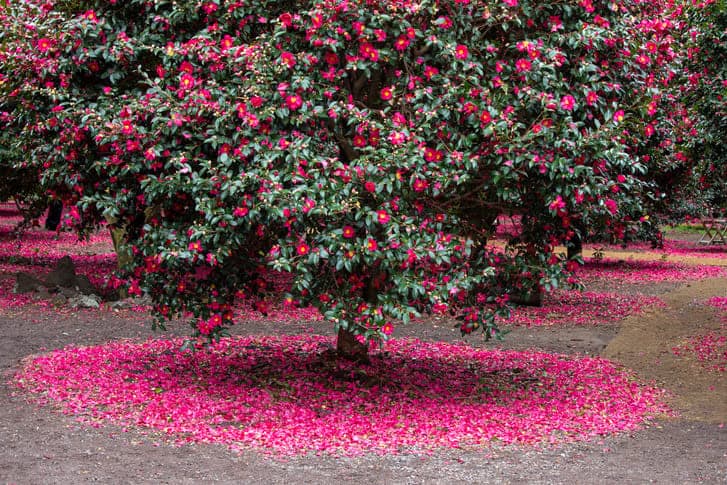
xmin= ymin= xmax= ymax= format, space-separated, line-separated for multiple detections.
xmin=1 ymin=0 xmax=679 ymax=358
xmin=673 ymin=0 xmax=726 ymax=218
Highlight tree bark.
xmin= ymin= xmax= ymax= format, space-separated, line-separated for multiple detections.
xmin=567 ymin=234 xmax=583 ymax=260
xmin=336 ymin=327 xmax=370 ymax=363
xmin=511 ymin=288 xmax=542 ymax=306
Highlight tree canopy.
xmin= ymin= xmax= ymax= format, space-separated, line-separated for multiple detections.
xmin=0 ymin=0 xmax=709 ymax=354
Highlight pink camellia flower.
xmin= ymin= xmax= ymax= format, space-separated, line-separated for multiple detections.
xmin=377 ymin=210 xmax=390 ymax=224
xmin=380 ymin=86 xmax=393 ymax=101
xmin=454 ymin=44 xmax=469 ymax=60
xmin=604 ymin=198 xmax=618 ymax=214
xmin=515 ymin=58 xmax=532 ymax=72
xmin=413 ymin=178 xmax=429 ymax=192
xmin=188 ymin=241 xmax=203 ymax=252
xmin=549 ymin=195 xmax=567 ymax=214
xmin=613 ymin=110 xmax=625 ymax=122
xmin=285 ymin=94 xmax=303 ymax=110
xmin=179 ymin=73 xmax=196 ymax=90
xmin=36 ymin=38 xmax=53 ymax=53
xmin=560 ymin=95 xmax=576 ymax=111
xmin=280 ymin=51 xmax=296 ymax=68
xmin=302 ymin=198 xmax=316 ymax=213
xmin=423 ymin=65 xmax=439 ymax=79
xmin=388 ymin=131 xmax=406 ymax=145
xmin=381 ymin=322 xmax=394 ymax=335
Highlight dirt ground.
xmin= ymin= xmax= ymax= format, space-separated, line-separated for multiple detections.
xmin=1 ymin=242 xmax=726 ymax=484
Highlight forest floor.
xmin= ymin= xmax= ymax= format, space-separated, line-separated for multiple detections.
xmin=0 ymin=211 xmax=725 ymax=484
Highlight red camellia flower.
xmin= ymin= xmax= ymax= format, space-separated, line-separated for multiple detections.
xmin=286 ymin=94 xmax=303 ymax=110
xmin=233 ymin=206 xmax=249 ymax=217
xmin=377 ymin=210 xmax=390 ymax=224
xmin=636 ymin=54 xmax=651 ymax=66
xmin=342 ymin=226 xmax=355 ymax=238
xmin=188 ymin=241 xmax=203 ymax=252
xmin=394 ymin=35 xmax=410 ymax=51
xmin=359 ymin=42 xmax=379 ymax=61
xmin=454 ymin=44 xmax=469 ymax=60
xmin=296 ymin=243 xmax=310 ymax=256
xmin=480 ymin=110 xmax=492 ymax=125
xmin=366 ymin=238 xmax=378 ymax=251
xmin=380 ymin=86 xmax=393 ymax=101
xmin=364 ymin=181 xmax=376 ymax=192
xmin=381 ymin=322 xmax=394 ymax=335
xmin=278 ymin=12 xmax=293 ymax=27
xmin=324 ymin=51 xmax=339 ymax=65
xmin=613 ymin=110 xmax=625 ymax=122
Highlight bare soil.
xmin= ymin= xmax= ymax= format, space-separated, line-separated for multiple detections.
xmin=1 ymin=242 xmax=726 ymax=484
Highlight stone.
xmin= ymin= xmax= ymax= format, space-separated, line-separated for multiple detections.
xmin=45 ymin=256 xmax=77 ymax=288
xmin=68 ymin=294 xmax=101 ymax=309
xmin=60 ymin=287 xmax=78 ymax=298
xmin=14 ymin=273 xmax=45 ymax=294
xmin=74 ymin=275 xmax=96 ymax=295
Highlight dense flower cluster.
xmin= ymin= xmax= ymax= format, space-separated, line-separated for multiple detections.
xmin=13 ymin=335 xmax=671 ymax=456
xmin=0 ymin=0 xmax=696 ymax=345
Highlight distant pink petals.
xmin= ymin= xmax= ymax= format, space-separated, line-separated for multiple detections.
xmin=500 ymin=290 xmax=666 ymax=327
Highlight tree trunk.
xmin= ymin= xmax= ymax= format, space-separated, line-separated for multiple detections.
xmin=567 ymin=234 xmax=583 ymax=260
xmin=511 ymin=288 xmax=542 ymax=307
xmin=336 ymin=327 xmax=370 ymax=363
xmin=106 ymin=215 xmax=133 ymax=299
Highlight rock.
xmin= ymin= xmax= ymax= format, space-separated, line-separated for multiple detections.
xmin=74 ymin=275 xmax=96 ymax=295
xmin=108 ymin=295 xmax=152 ymax=310
xmin=68 ymin=294 xmax=101 ymax=309
xmin=108 ymin=299 xmax=134 ymax=310
xmin=14 ymin=273 xmax=46 ymax=294
xmin=45 ymin=256 xmax=77 ymax=288
xmin=60 ymin=286 xmax=78 ymax=298
xmin=13 ymin=256 xmax=101 ymax=307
